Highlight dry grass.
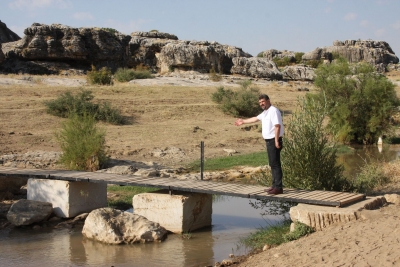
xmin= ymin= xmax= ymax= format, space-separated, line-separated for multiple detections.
xmin=0 ymin=77 xmax=307 ymax=167
xmin=0 ymin=71 xmax=399 ymax=169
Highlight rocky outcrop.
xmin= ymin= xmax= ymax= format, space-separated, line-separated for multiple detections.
xmin=129 ymin=36 xmax=251 ymax=74
xmin=0 ymin=20 xmax=20 ymax=44
xmin=7 ymin=199 xmax=53 ymax=226
xmin=2 ymin=23 xmax=130 ymax=70
xmin=1 ymin=23 xmax=251 ymax=75
xmin=261 ymin=49 xmax=296 ymax=61
xmin=0 ymin=48 xmax=4 ymax=64
xmin=302 ymin=40 xmax=399 ymax=68
xmin=231 ymin=57 xmax=283 ymax=79
xmin=82 ymin=207 xmax=168 ymax=244
xmin=0 ymin=20 xmax=20 ymax=64
xmin=281 ymin=64 xmax=316 ymax=81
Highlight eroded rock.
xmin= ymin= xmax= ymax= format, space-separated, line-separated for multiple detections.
xmin=231 ymin=57 xmax=283 ymax=79
xmin=302 ymin=40 xmax=399 ymax=69
xmin=82 ymin=207 xmax=168 ymax=244
xmin=7 ymin=199 xmax=53 ymax=226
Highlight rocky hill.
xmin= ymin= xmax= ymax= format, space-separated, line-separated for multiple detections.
xmin=0 ymin=20 xmax=20 ymax=65
xmin=0 ymin=22 xmax=399 ymax=80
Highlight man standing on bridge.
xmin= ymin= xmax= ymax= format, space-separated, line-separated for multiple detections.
xmin=234 ymin=94 xmax=284 ymax=195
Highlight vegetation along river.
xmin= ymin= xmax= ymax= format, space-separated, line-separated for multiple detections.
xmin=0 ymin=145 xmax=398 ymax=267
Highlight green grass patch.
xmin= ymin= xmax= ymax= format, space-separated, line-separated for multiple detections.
xmin=187 ymin=151 xmax=268 ymax=171
xmin=240 ymin=220 xmax=315 ymax=250
xmin=240 ymin=220 xmax=291 ymax=249
xmin=107 ymin=185 xmax=159 ymax=210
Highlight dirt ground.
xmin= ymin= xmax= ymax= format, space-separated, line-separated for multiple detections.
xmin=0 ymin=73 xmax=314 ymax=168
xmin=1 ymin=71 xmax=400 ymax=267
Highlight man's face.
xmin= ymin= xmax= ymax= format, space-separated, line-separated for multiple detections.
xmin=259 ymin=98 xmax=270 ymax=110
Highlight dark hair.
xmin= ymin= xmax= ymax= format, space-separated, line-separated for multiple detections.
xmin=259 ymin=94 xmax=269 ymax=101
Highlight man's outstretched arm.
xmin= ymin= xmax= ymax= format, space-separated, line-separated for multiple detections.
xmin=235 ymin=117 xmax=259 ymax=126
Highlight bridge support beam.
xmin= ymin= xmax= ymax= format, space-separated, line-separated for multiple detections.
xmin=132 ymin=190 xmax=212 ymax=233
xmin=27 ymin=178 xmax=107 ymax=218
xmin=290 ymin=196 xmax=387 ymax=231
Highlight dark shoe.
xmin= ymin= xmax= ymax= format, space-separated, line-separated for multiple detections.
xmin=267 ymin=188 xmax=283 ymax=195
xmin=264 ymin=187 xmax=273 ymax=192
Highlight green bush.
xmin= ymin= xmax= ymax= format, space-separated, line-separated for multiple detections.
xmin=295 ymin=52 xmax=304 ymax=64
xmin=273 ymin=56 xmax=293 ymax=67
xmin=211 ymin=80 xmax=261 ymax=117
xmin=352 ymin=160 xmax=390 ymax=194
xmin=314 ymin=58 xmax=399 ymax=144
xmin=257 ymin=52 xmax=264 ymax=57
xmin=44 ymin=89 xmax=125 ymax=125
xmin=101 ymin=28 xmax=119 ymax=35
xmin=307 ymin=59 xmax=323 ymax=68
xmin=87 ymin=66 xmax=113 ymax=85
xmin=283 ymin=221 xmax=315 ymax=242
xmin=280 ymin=95 xmax=351 ymax=191
xmin=114 ymin=68 xmax=153 ymax=82
xmin=55 ymin=113 xmax=108 ymax=171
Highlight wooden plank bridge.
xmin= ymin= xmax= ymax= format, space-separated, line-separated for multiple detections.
xmin=0 ymin=167 xmax=366 ymax=207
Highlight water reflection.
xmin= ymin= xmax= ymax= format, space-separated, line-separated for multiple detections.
xmin=337 ymin=144 xmax=400 ymax=178
xmin=0 ymin=196 xmax=275 ymax=267
xmin=3 ymin=145 xmax=396 ymax=266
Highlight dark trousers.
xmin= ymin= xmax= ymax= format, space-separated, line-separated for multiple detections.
xmin=265 ymin=137 xmax=283 ymax=189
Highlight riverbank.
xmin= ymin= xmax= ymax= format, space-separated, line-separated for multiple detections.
xmin=232 ymin=197 xmax=400 ymax=267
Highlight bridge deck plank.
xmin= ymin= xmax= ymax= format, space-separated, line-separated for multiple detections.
xmin=0 ymin=167 xmax=365 ymax=207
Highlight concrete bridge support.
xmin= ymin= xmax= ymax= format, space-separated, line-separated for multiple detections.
xmin=132 ymin=190 xmax=212 ymax=233
xmin=27 ymin=178 xmax=107 ymax=218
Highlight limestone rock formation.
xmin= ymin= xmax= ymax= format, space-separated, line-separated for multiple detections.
xmin=1 ymin=23 xmax=252 ymax=75
xmin=82 ymin=207 xmax=168 ymax=244
xmin=261 ymin=49 xmax=296 ymax=61
xmin=0 ymin=20 xmax=20 ymax=64
xmin=281 ymin=64 xmax=316 ymax=81
xmin=302 ymin=40 xmax=399 ymax=68
xmin=129 ymin=35 xmax=251 ymax=74
xmin=231 ymin=57 xmax=283 ymax=79
xmin=7 ymin=199 xmax=53 ymax=226
xmin=2 ymin=23 xmax=130 ymax=70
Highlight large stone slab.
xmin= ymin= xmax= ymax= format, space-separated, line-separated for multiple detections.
xmin=27 ymin=178 xmax=107 ymax=218
xmin=7 ymin=199 xmax=53 ymax=226
xmin=132 ymin=190 xmax=212 ymax=233
xmin=290 ymin=196 xmax=387 ymax=231
xmin=82 ymin=207 xmax=168 ymax=244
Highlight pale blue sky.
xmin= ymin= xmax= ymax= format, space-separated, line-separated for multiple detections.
xmin=2 ymin=0 xmax=400 ymax=57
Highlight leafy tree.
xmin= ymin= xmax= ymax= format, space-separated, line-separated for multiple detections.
xmin=281 ymin=95 xmax=350 ymax=191
xmin=314 ymin=58 xmax=399 ymax=144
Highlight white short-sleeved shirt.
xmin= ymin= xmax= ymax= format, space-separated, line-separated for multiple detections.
xmin=256 ymin=105 xmax=284 ymax=139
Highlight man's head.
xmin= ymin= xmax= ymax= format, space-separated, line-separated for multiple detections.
xmin=258 ymin=94 xmax=271 ymax=110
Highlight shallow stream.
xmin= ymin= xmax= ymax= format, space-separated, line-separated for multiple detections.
xmin=1 ymin=144 xmax=399 ymax=267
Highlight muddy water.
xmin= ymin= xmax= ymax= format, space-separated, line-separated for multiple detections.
xmin=1 ymin=145 xmax=398 ymax=267
xmin=337 ymin=144 xmax=400 ymax=178
xmin=0 ymin=196 xmax=280 ymax=267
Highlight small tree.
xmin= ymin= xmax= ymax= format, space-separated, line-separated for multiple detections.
xmin=281 ymin=95 xmax=350 ymax=191
xmin=56 ymin=113 xmax=108 ymax=171
xmin=314 ymin=58 xmax=399 ymax=144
